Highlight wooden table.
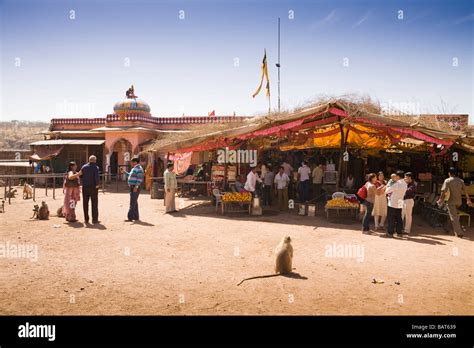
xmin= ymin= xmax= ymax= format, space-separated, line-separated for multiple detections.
xmin=220 ymin=200 xmax=252 ymax=215
xmin=177 ymin=180 xmax=212 ymax=197
xmin=324 ymin=205 xmax=359 ymax=220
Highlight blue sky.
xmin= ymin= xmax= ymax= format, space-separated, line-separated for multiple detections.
xmin=0 ymin=0 xmax=473 ymax=122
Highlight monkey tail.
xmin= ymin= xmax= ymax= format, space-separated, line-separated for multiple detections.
xmin=237 ymin=273 xmax=281 ymax=286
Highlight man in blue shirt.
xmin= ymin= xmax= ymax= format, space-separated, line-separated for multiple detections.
xmin=80 ymin=155 xmax=100 ymax=224
xmin=121 ymin=157 xmax=144 ymax=221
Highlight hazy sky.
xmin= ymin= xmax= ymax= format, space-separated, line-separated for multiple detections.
xmin=0 ymin=0 xmax=473 ymax=122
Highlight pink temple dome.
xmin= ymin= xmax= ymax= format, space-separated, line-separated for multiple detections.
xmin=113 ymin=98 xmax=151 ymax=118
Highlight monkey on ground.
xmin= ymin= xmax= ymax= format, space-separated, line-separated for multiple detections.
xmin=0 ymin=200 xmax=5 ymax=213
xmin=57 ymin=207 xmax=64 ymax=218
xmin=6 ymin=188 xmax=17 ymax=198
xmin=23 ymin=182 xmax=33 ymax=200
xmin=237 ymin=235 xmax=294 ymax=286
xmin=38 ymin=201 xmax=49 ymax=220
xmin=31 ymin=205 xmax=39 ymax=219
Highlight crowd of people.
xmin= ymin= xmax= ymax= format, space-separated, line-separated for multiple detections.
xmin=358 ymin=167 xmax=473 ymax=238
xmin=235 ymin=160 xmax=353 ymax=211
xmin=60 ymin=155 xmax=179 ymax=225
xmin=58 ymin=155 xmax=472 ymax=239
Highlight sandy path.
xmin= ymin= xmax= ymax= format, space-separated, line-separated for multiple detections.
xmin=0 ymin=187 xmax=473 ymax=315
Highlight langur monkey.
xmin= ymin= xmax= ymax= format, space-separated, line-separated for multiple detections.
xmin=57 ymin=207 xmax=64 ymax=218
xmin=237 ymin=235 xmax=294 ymax=286
xmin=23 ymin=182 xmax=33 ymax=200
xmin=38 ymin=201 xmax=50 ymax=220
xmin=274 ymin=235 xmax=293 ymax=273
xmin=31 ymin=205 xmax=39 ymax=219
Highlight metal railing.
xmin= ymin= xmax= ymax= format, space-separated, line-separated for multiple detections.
xmin=0 ymin=173 xmax=111 ymax=204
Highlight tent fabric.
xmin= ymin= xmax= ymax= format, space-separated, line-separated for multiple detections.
xmin=153 ymin=101 xmax=466 ymax=155
xmin=29 ymin=146 xmax=64 ymax=161
xmin=169 ymin=152 xmax=193 ymax=175
xmin=158 ymin=123 xmax=262 ymax=153
xmin=353 ymin=117 xmax=455 ymax=145
xmin=278 ymin=124 xmax=399 ymax=151
xmin=236 ymin=109 xmax=331 ymax=140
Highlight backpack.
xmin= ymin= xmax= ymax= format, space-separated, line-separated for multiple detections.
xmin=357 ymin=184 xmax=368 ymax=200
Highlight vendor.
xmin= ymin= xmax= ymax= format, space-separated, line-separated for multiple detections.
xmin=244 ymin=166 xmax=261 ymax=197
xmin=234 ymin=175 xmax=244 ymax=192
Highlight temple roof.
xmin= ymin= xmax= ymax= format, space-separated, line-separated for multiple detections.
xmin=113 ymin=98 xmax=151 ymax=114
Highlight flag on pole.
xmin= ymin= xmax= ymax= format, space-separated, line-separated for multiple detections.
xmin=208 ymin=110 xmax=215 ymax=117
xmin=252 ymin=49 xmax=270 ymax=99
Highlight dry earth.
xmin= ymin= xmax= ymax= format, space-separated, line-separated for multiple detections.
xmin=1 ymin=186 xmax=473 ymax=315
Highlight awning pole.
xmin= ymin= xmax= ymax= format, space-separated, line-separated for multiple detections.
xmin=336 ymin=119 xmax=345 ymax=191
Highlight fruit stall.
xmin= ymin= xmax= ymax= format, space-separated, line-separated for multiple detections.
xmin=324 ymin=195 xmax=360 ymax=220
xmin=220 ymin=191 xmax=252 ymax=215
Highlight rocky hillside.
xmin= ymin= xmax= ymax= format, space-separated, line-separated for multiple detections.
xmin=0 ymin=121 xmax=49 ymax=149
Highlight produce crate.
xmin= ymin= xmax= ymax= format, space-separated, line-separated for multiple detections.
xmin=220 ymin=192 xmax=252 ymax=215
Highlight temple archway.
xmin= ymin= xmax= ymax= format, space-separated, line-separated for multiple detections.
xmin=109 ymin=138 xmax=133 ymax=178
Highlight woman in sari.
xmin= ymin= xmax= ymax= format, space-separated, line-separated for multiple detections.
xmin=63 ymin=161 xmax=82 ymax=222
xmin=372 ymin=171 xmax=388 ymax=230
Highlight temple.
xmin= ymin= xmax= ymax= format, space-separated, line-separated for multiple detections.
xmin=29 ymin=87 xmax=247 ymax=175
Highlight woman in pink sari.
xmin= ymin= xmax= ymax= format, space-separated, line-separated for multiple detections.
xmin=63 ymin=161 xmax=82 ymax=222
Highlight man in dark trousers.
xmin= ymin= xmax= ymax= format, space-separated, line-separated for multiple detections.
xmin=80 ymin=155 xmax=100 ymax=224
xmin=437 ymin=167 xmax=473 ymax=238
xmin=121 ymin=157 xmax=144 ymax=222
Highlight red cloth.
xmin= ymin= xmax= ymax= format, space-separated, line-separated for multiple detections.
xmin=169 ymin=152 xmax=193 ymax=175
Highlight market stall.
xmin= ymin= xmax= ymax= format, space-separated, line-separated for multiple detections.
xmin=219 ymin=191 xmax=252 ymax=215
xmin=324 ymin=194 xmax=360 ymax=220
xmin=145 ymin=99 xmax=471 ymax=217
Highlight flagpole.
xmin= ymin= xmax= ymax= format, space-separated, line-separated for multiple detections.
xmin=277 ymin=17 xmax=281 ymax=114
xmin=268 ymin=92 xmax=271 ymax=114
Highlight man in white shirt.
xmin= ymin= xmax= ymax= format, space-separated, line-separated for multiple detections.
xmin=274 ymin=166 xmax=290 ymax=211
xmin=385 ymin=170 xmax=408 ymax=237
xmin=244 ymin=166 xmax=261 ymax=197
xmin=298 ymin=161 xmax=311 ymax=202
xmin=164 ymin=163 xmax=178 ymax=213
xmin=312 ymin=163 xmax=324 ymax=199
xmin=262 ymin=166 xmax=275 ymax=206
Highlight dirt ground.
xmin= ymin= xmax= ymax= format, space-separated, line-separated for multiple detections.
xmin=1 ymin=186 xmax=473 ymax=315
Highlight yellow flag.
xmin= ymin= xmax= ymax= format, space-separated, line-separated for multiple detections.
xmin=252 ymin=49 xmax=270 ymax=98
